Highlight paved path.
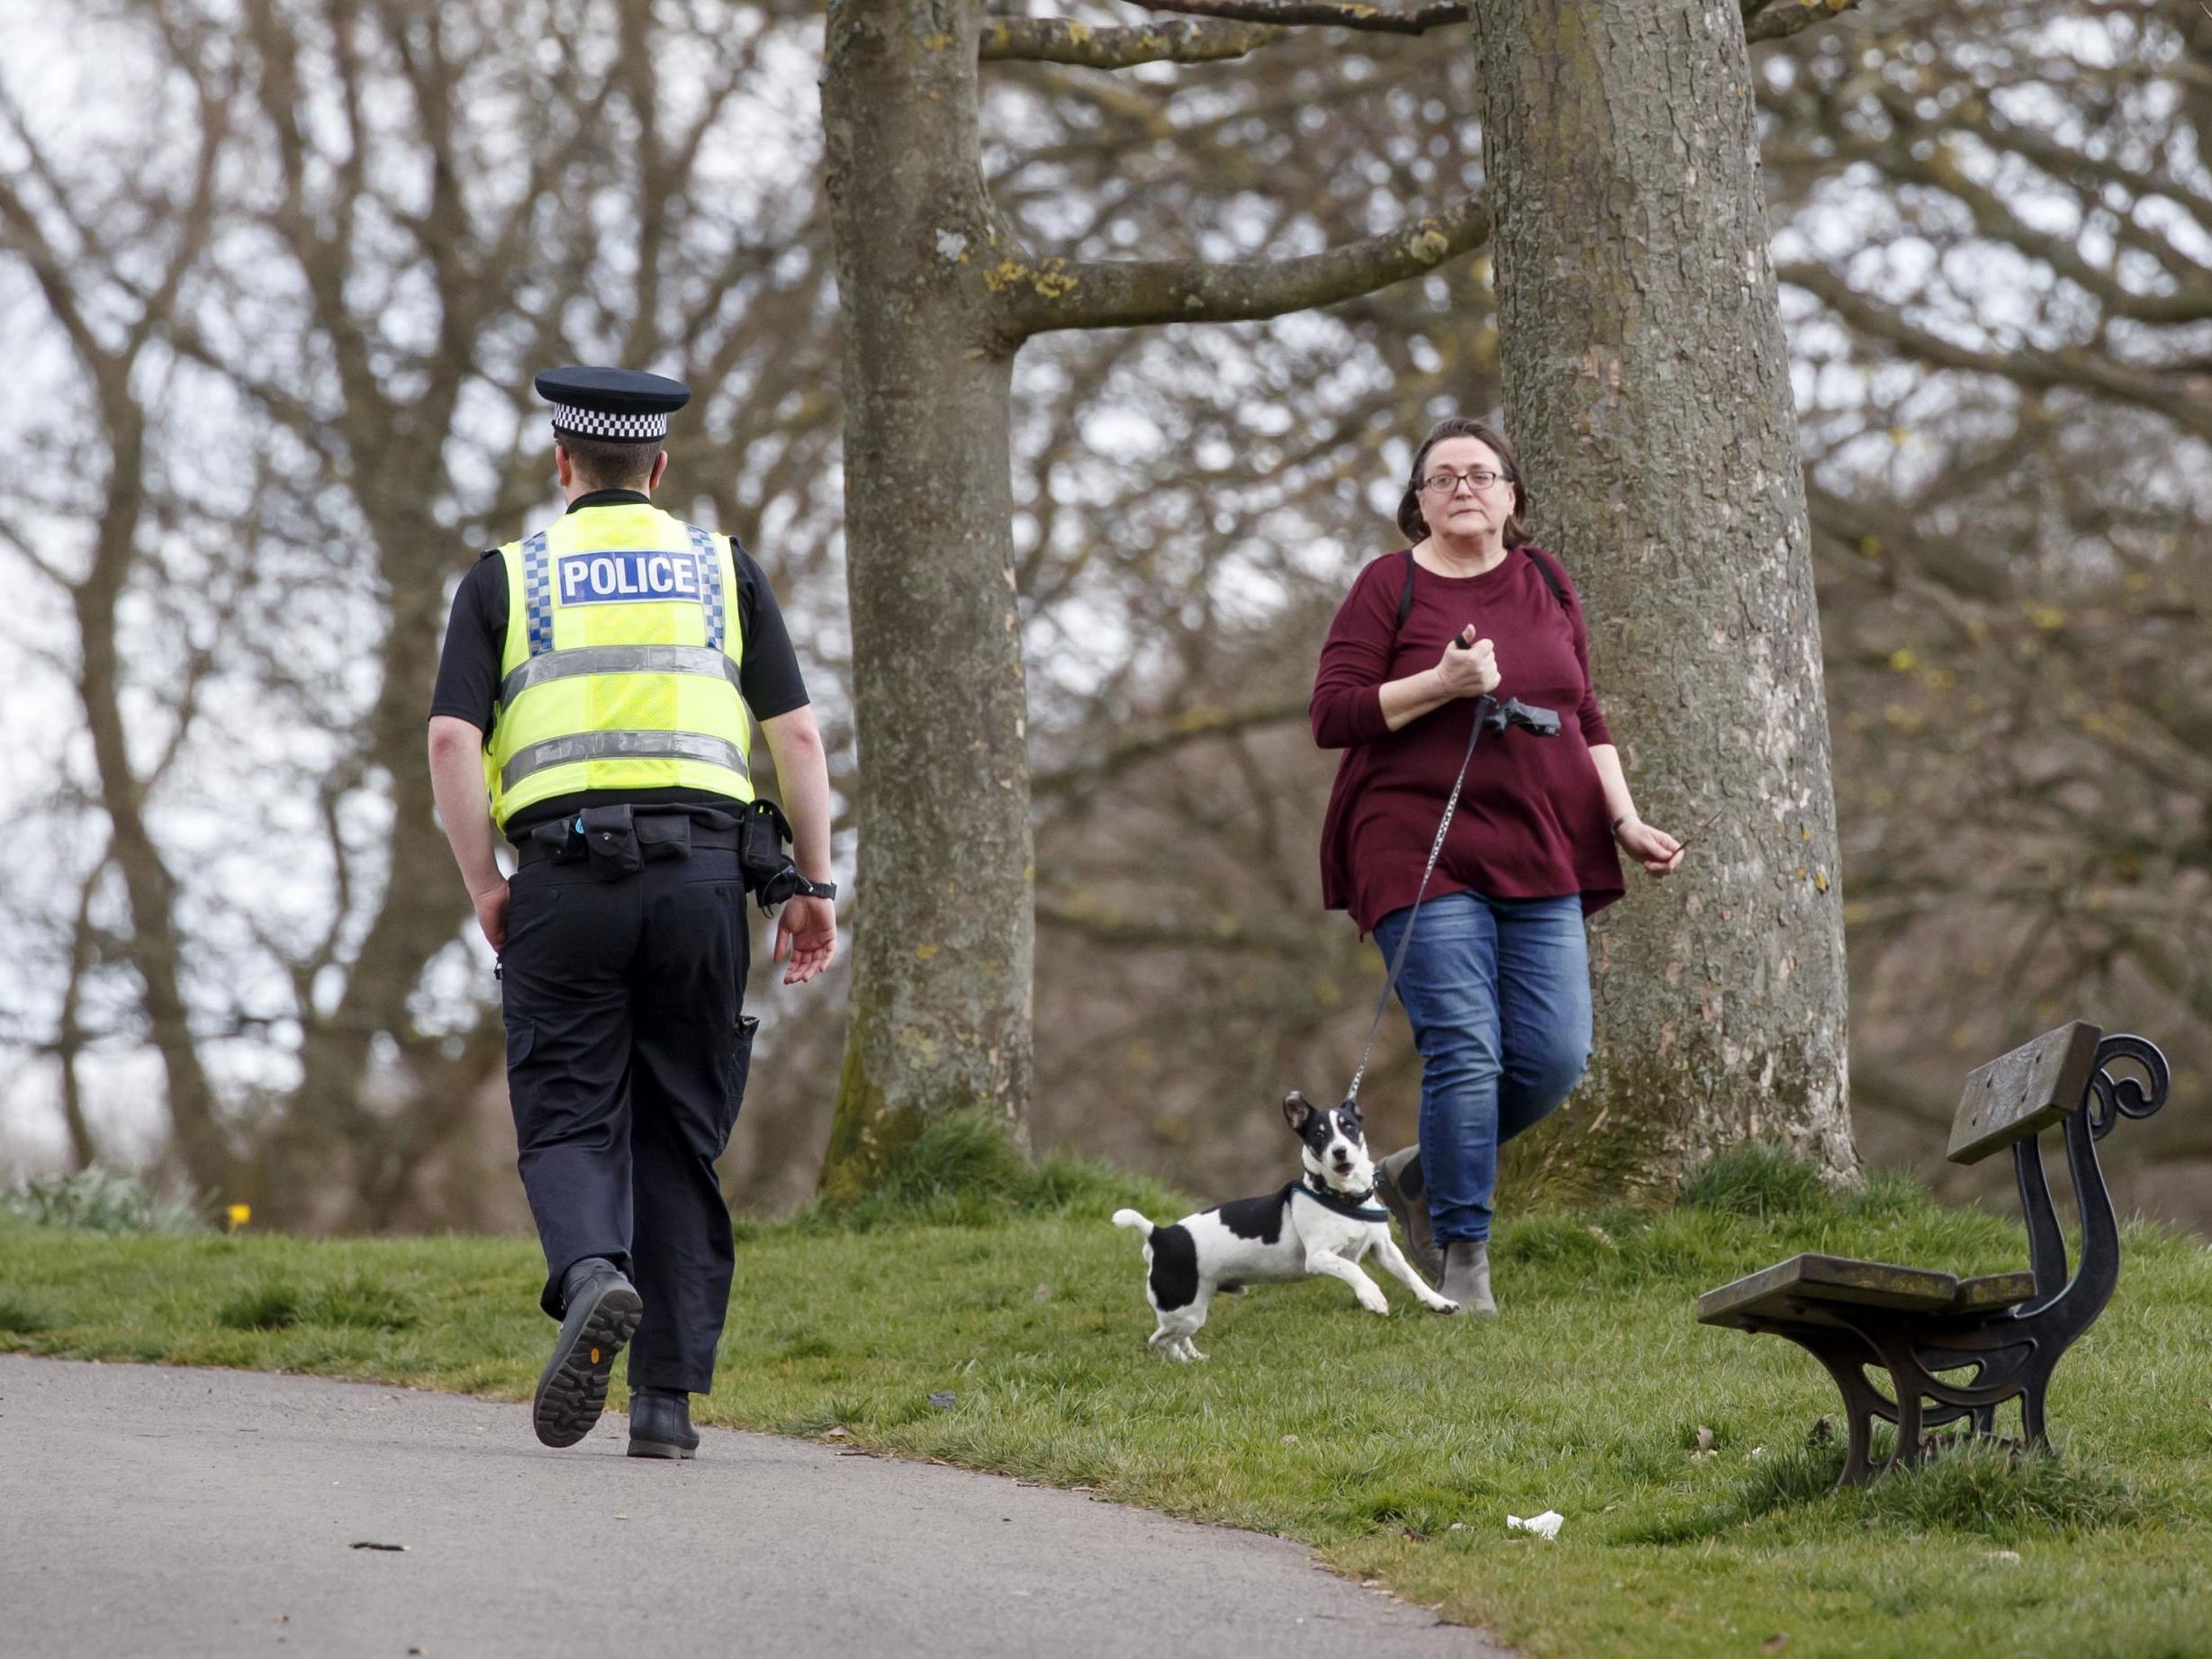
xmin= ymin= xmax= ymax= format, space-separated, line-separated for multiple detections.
xmin=0 ymin=1356 xmax=1504 ymax=1658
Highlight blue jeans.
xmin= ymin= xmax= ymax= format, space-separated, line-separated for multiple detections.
xmin=1369 ymin=890 xmax=1592 ymax=1245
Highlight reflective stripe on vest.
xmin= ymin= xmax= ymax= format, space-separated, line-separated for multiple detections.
xmin=498 ymin=644 xmax=743 ymax=708
xmin=483 ymin=503 xmax=754 ymax=827
xmin=501 ymin=730 xmax=749 ymax=793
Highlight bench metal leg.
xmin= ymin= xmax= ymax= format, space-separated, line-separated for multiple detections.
xmin=1789 ymin=1330 xmax=1891 ymax=1487
xmin=1887 ymin=1377 xmax=1926 ymax=1475
xmin=2020 ymin=1379 xmax=2050 ymax=1449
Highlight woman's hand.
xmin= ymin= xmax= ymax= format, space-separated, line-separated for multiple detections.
xmin=1433 ymin=625 xmax=1501 ymax=699
xmin=1613 ymin=815 xmax=1684 ymax=877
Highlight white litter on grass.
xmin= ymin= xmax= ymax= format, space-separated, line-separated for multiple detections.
xmin=1506 ymin=1510 xmax=1564 ymax=1540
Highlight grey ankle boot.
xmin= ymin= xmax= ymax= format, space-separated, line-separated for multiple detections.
xmin=1376 ymin=1147 xmax=1442 ymax=1286
xmin=1439 ymin=1240 xmax=1496 ymax=1316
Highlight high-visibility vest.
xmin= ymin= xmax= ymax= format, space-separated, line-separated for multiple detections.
xmin=484 ymin=501 xmax=754 ymax=829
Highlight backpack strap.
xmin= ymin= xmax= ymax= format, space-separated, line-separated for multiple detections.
xmin=1395 ymin=544 xmax=1570 ymax=638
xmin=1522 ymin=544 xmax=1571 ymax=609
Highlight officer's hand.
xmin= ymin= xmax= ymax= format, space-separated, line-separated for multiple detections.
xmin=775 ymin=895 xmax=837 ymax=986
xmin=472 ymin=881 xmax=510 ymax=952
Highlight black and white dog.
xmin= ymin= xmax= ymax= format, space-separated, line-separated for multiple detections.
xmin=1112 ymin=1091 xmax=1458 ymax=1360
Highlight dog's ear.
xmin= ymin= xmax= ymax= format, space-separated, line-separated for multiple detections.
xmin=1336 ymin=1097 xmax=1363 ymax=1133
xmin=1281 ymin=1091 xmax=1314 ymax=1133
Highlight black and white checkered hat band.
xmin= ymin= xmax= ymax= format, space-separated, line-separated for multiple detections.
xmin=550 ymin=403 xmax=669 ymax=441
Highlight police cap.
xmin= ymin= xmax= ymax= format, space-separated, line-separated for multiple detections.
xmin=534 ymin=365 xmax=692 ymax=444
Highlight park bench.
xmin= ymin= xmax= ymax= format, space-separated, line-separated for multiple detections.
xmin=1697 ymin=1021 xmax=2171 ymax=1485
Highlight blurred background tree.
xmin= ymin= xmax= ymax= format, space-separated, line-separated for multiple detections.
xmin=0 ymin=0 xmax=2203 ymax=1229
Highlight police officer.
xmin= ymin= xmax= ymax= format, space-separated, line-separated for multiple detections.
xmin=427 ymin=366 xmax=836 ymax=1458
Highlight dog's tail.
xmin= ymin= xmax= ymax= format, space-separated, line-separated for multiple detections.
xmin=1111 ymin=1208 xmax=1154 ymax=1240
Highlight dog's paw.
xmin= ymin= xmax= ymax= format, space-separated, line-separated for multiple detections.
xmin=1359 ymin=1294 xmax=1390 ymax=1316
xmin=1422 ymin=1295 xmax=1459 ymax=1314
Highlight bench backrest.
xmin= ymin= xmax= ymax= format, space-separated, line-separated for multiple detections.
xmin=1946 ymin=1020 xmax=2103 ymax=1165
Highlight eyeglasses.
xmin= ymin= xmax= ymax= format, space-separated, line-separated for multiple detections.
xmin=1420 ymin=468 xmax=1503 ymax=496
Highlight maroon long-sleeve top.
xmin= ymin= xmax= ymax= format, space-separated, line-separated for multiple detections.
xmin=1313 ymin=545 xmax=1625 ymax=934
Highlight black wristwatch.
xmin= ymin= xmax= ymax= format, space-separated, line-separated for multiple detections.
xmin=755 ymin=866 xmax=837 ymax=910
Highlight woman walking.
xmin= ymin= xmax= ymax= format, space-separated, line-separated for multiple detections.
xmin=1311 ymin=418 xmax=1682 ymax=1315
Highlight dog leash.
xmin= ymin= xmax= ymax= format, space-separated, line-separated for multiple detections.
xmin=1343 ymin=695 xmax=1494 ymax=1105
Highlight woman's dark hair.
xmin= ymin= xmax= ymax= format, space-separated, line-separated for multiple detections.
xmin=1395 ymin=417 xmax=1531 ymax=548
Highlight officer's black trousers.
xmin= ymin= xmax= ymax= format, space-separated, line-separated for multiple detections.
xmin=500 ymin=845 xmax=753 ymax=1395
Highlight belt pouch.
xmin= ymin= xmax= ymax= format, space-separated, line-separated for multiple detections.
xmin=636 ymin=814 xmax=693 ymax=863
xmin=579 ymin=804 xmax=643 ymax=879
xmin=523 ymin=820 xmax=588 ymax=865
xmin=738 ymin=799 xmax=795 ymax=892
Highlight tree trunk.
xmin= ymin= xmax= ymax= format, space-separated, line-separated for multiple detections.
xmin=817 ymin=0 xmax=1034 ymax=1200
xmin=260 ymin=481 xmax=479 ymax=1231
xmin=1471 ymin=0 xmax=1857 ymax=1199
xmin=72 ymin=404 xmax=234 ymax=1199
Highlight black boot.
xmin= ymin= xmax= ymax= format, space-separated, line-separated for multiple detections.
xmin=532 ymin=1258 xmax=643 ymax=1449
xmin=627 ymin=1387 xmax=700 ymax=1460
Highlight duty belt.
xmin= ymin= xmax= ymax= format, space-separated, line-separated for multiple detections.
xmin=515 ymin=805 xmax=743 ymax=871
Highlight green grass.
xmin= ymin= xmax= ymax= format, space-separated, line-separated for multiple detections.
xmin=4 ymin=1163 xmax=2209 ymax=1659
xmin=791 ymin=1107 xmax=1184 ymax=1232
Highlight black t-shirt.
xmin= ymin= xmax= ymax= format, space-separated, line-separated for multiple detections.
xmin=429 ymin=490 xmax=811 ymax=834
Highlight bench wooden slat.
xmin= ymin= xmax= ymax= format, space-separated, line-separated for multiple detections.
xmin=1697 ymin=1254 xmax=1962 ymax=1329
xmin=1946 ymin=1020 xmax=2102 ymax=1165
xmin=1699 ymin=1256 xmax=2045 ymax=1331
xmin=1951 ymin=1272 xmax=2038 ymax=1314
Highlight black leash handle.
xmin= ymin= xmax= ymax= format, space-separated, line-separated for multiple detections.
xmin=1344 ymin=694 xmax=1495 ymax=1104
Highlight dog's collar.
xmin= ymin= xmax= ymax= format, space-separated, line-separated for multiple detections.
xmin=1290 ymin=1177 xmax=1389 ymax=1222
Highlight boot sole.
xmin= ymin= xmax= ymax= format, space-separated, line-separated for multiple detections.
xmin=626 ymin=1438 xmax=698 ymax=1460
xmin=533 ymin=1280 xmax=644 ymax=1448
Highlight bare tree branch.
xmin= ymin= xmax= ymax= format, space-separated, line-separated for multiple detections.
xmin=1744 ymin=0 xmax=1862 ymax=44
xmin=1133 ymin=0 xmax=1860 ymax=42
xmin=1867 ymin=99 xmax=2212 ymax=325
xmin=53 ymin=854 xmax=112 ymax=1171
xmin=1780 ymin=260 xmax=2212 ymax=441
xmin=1034 ymin=698 xmax=1310 ymax=799
xmin=0 ymin=140 xmax=111 ymax=375
xmin=1036 ymin=891 xmax=1324 ymax=955
xmin=1133 ymin=0 xmax=1466 ymax=35
xmin=0 ymin=508 xmax=77 ymax=589
xmin=983 ymin=16 xmax=1284 ymax=67
xmin=994 ymin=193 xmax=1488 ymax=338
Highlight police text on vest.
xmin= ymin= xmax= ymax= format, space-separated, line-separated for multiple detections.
xmin=557 ymin=549 xmax=705 ymax=606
